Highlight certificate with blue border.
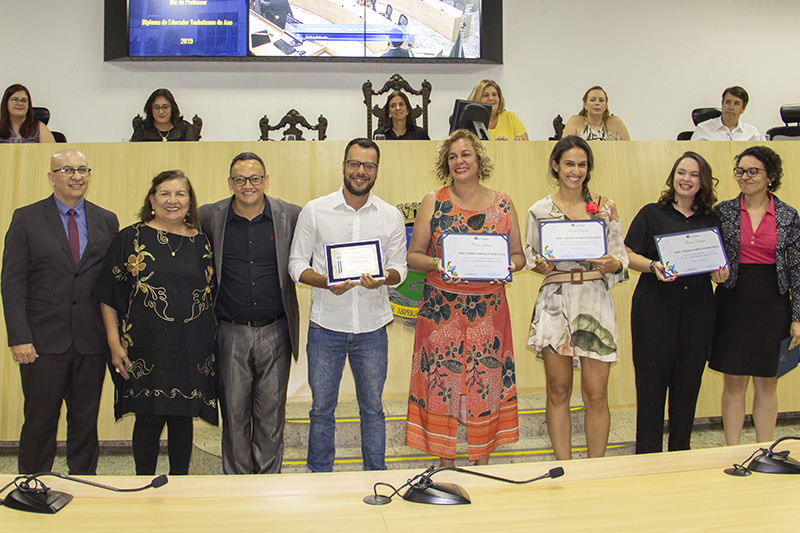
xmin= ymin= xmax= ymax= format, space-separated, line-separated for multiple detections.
xmin=440 ymin=233 xmax=512 ymax=282
xmin=325 ymin=239 xmax=384 ymax=285
xmin=654 ymin=227 xmax=728 ymax=278
xmin=539 ymin=220 xmax=606 ymax=261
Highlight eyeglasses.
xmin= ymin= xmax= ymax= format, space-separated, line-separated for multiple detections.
xmin=52 ymin=167 xmax=91 ymax=177
xmin=153 ymin=105 xmax=171 ymax=112
xmin=230 ymin=175 xmax=264 ymax=186
xmin=733 ymin=167 xmax=764 ymax=179
xmin=345 ymin=159 xmax=378 ymax=172
xmin=10 ymin=97 xmax=29 ymax=105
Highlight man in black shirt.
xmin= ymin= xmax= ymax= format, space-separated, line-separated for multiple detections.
xmin=199 ymin=152 xmax=300 ymax=474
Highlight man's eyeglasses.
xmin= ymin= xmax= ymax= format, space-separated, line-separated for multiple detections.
xmin=345 ymin=159 xmax=378 ymax=172
xmin=52 ymin=167 xmax=91 ymax=178
xmin=10 ymin=97 xmax=29 ymax=105
xmin=230 ymin=175 xmax=264 ymax=186
xmin=733 ymin=167 xmax=764 ymax=179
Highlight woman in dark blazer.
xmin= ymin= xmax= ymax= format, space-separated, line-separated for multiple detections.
xmin=710 ymin=145 xmax=800 ymax=445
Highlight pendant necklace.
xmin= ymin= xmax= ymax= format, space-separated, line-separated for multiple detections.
xmin=165 ymin=234 xmax=184 ymax=256
xmin=158 ymin=126 xmax=173 ymax=142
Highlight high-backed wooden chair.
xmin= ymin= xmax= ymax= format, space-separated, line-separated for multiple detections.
xmin=132 ymin=114 xmax=203 ymax=140
xmin=362 ymin=73 xmax=431 ymax=138
xmin=549 ymin=115 xmax=565 ymax=140
xmin=258 ymin=109 xmax=328 ymax=141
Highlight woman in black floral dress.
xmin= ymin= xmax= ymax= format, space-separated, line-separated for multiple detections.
xmin=94 ymin=170 xmax=216 ymax=475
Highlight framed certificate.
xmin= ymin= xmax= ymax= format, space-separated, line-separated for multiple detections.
xmin=325 ymin=239 xmax=384 ymax=285
xmin=654 ymin=227 xmax=728 ymax=278
xmin=440 ymin=233 xmax=512 ymax=282
xmin=539 ymin=220 xmax=606 ymax=261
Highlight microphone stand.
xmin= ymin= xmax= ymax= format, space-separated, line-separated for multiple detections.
xmin=364 ymin=465 xmax=564 ymax=506
xmin=402 ymin=465 xmax=564 ymax=505
xmin=0 ymin=472 xmax=169 ymax=514
xmin=748 ymin=436 xmax=800 ymax=474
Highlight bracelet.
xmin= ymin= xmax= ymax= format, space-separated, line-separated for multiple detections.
xmin=614 ymin=259 xmax=624 ymax=275
xmin=649 ymin=260 xmax=658 ymax=275
xmin=429 ymin=257 xmax=439 ymax=272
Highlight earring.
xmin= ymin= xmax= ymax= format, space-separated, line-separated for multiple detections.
xmin=151 ymin=209 xmax=155 ymax=215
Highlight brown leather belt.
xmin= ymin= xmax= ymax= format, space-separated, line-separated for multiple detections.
xmin=541 ymin=269 xmax=604 ymax=287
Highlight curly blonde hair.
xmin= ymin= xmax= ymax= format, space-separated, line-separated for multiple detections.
xmin=433 ymin=129 xmax=495 ymax=185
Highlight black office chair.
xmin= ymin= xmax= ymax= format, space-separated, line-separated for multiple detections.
xmin=32 ymin=106 xmax=67 ymax=142
xmin=677 ymin=107 xmax=722 ymax=140
xmin=691 ymin=107 xmax=722 ymax=126
xmin=766 ymin=104 xmax=800 ymax=140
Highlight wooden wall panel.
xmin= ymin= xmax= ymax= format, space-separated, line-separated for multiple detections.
xmin=1 ymin=140 xmax=799 ymax=440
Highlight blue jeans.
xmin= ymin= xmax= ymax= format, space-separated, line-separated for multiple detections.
xmin=306 ymin=322 xmax=388 ymax=472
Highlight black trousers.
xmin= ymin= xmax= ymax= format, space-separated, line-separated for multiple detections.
xmin=631 ymin=276 xmax=715 ymax=454
xmin=132 ymin=414 xmax=193 ymax=475
xmin=18 ymin=348 xmax=106 ymax=474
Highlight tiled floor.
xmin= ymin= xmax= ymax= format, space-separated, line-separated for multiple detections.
xmin=3 ymin=394 xmax=799 ymax=475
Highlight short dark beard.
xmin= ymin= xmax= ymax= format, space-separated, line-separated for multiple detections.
xmin=343 ymin=175 xmax=374 ymax=197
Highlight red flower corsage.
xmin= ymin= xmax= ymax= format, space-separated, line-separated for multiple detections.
xmin=585 ymin=201 xmax=599 ymax=214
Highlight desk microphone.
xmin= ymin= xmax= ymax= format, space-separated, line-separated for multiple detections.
xmin=725 ymin=436 xmax=800 ymax=476
xmin=364 ymin=465 xmax=564 ymax=506
xmin=0 ymin=472 xmax=169 ymax=514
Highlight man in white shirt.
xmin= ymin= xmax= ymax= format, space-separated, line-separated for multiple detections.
xmin=289 ymin=138 xmax=407 ymax=472
xmin=691 ymin=86 xmax=762 ymax=141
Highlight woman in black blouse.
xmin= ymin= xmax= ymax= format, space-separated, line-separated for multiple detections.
xmin=625 ymin=151 xmax=728 ymax=453
xmin=372 ymin=90 xmax=429 ymax=141
xmin=131 ymin=88 xmax=197 ymax=142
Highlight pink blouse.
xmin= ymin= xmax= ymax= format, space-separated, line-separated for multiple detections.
xmin=739 ymin=194 xmax=777 ymax=264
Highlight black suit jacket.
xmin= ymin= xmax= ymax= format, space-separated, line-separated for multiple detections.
xmin=199 ymin=195 xmax=301 ymax=360
xmin=1 ymin=194 xmax=119 ymax=354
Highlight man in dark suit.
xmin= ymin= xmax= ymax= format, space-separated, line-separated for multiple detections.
xmin=199 ymin=152 xmax=300 ymax=474
xmin=258 ymin=0 xmax=293 ymax=29
xmin=1 ymin=148 xmax=119 ymax=474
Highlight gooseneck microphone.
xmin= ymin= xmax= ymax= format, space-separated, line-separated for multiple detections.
xmin=363 ymin=465 xmax=564 ymax=506
xmin=0 ymin=472 xmax=169 ymax=514
xmin=725 ymin=436 xmax=800 ymax=476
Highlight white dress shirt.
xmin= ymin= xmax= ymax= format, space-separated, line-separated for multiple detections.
xmin=289 ymin=187 xmax=408 ymax=333
xmin=691 ymin=117 xmax=762 ymax=141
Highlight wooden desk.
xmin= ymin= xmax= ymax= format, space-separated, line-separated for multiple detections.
xmin=1 ymin=443 xmax=799 ymax=530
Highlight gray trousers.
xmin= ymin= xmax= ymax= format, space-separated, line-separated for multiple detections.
xmin=216 ymin=318 xmax=292 ymax=474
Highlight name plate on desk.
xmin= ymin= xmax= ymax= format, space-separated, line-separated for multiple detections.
xmin=440 ymin=233 xmax=511 ymax=282
xmin=654 ymin=228 xmax=728 ymax=278
xmin=325 ymin=239 xmax=384 ymax=285
xmin=539 ymin=220 xmax=606 ymax=261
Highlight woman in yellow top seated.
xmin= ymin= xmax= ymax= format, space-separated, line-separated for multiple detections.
xmin=467 ymin=79 xmax=528 ymax=141
xmin=564 ymin=86 xmax=630 ymax=141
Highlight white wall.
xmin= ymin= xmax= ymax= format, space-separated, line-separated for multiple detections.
xmin=4 ymin=1 xmax=800 ymax=142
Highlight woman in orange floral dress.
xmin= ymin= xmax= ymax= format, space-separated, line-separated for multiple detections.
xmin=405 ymin=130 xmax=525 ymax=466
